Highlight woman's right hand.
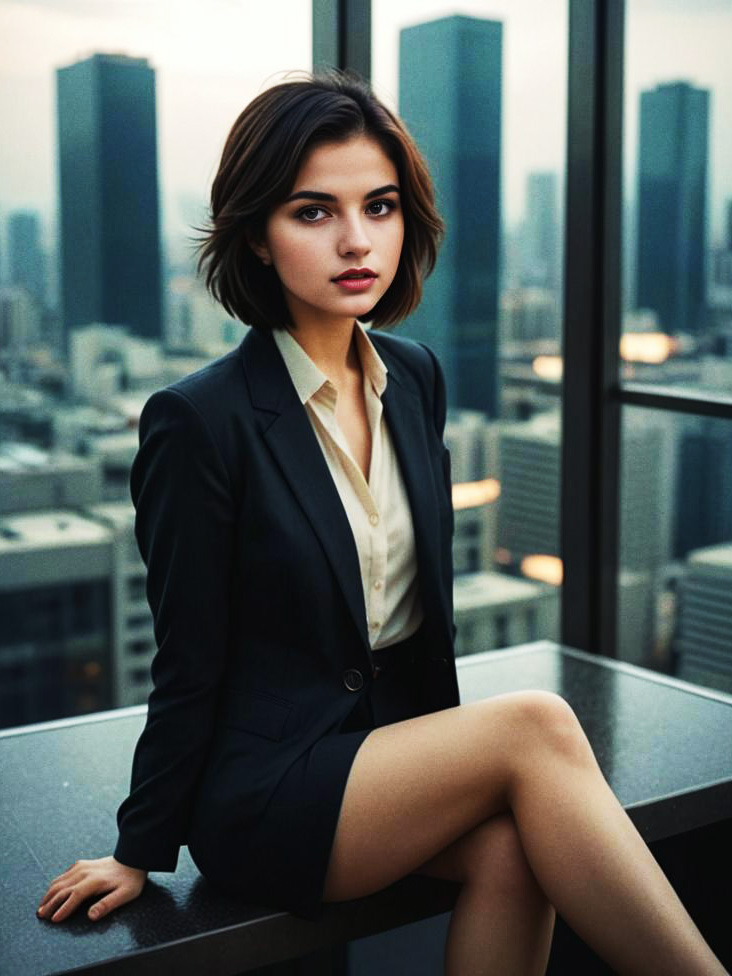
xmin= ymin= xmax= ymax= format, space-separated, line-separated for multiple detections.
xmin=37 ymin=856 xmax=147 ymax=923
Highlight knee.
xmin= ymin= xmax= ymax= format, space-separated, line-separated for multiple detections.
xmin=511 ymin=691 xmax=594 ymax=766
xmin=464 ymin=815 xmax=538 ymax=900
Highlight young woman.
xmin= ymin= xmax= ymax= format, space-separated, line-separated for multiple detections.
xmin=38 ymin=72 xmax=726 ymax=976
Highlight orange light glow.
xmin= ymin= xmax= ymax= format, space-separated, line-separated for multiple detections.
xmin=532 ymin=355 xmax=564 ymax=381
xmin=620 ymin=332 xmax=678 ymax=364
xmin=521 ymin=554 xmax=563 ymax=585
xmin=451 ymin=478 xmax=501 ymax=510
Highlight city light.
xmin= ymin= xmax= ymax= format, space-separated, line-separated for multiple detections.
xmin=620 ymin=332 xmax=679 ymax=364
xmin=521 ymin=554 xmax=563 ymax=585
xmin=532 ymin=355 xmax=563 ymax=380
xmin=451 ymin=478 xmax=501 ymax=510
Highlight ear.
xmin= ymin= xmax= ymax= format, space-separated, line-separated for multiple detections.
xmin=248 ymin=237 xmax=272 ymax=266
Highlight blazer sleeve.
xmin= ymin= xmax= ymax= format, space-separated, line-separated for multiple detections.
xmin=114 ymin=387 xmax=236 ymax=871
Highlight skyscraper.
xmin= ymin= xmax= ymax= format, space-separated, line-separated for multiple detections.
xmin=8 ymin=210 xmax=45 ymax=307
xmin=398 ymin=15 xmax=502 ymax=416
xmin=523 ymin=172 xmax=560 ymax=292
xmin=635 ymin=81 xmax=709 ymax=336
xmin=57 ymin=54 xmax=162 ymax=346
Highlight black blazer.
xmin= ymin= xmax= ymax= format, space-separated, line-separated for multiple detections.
xmin=114 ymin=326 xmax=459 ymax=891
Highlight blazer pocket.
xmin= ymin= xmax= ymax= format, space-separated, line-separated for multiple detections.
xmin=225 ymin=689 xmax=294 ymax=741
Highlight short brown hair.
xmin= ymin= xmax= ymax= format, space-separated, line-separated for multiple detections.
xmin=195 ymin=71 xmax=444 ymax=332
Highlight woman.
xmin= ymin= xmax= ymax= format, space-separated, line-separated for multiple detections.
xmin=38 ymin=72 xmax=726 ymax=976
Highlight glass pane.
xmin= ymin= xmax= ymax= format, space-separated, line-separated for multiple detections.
xmin=621 ymin=2 xmax=732 ymax=397
xmin=0 ymin=2 xmax=311 ymax=727
xmin=618 ymin=407 xmax=732 ymax=694
xmin=372 ymin=1 xmax=567 ymax=658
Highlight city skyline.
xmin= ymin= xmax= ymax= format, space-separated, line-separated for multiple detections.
xmin=1 ymin=0 xmax=731 ymax=257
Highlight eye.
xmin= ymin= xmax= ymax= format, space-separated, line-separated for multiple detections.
xmin=366 ymin=198 xmax=397 ymax=217
xmin=296 ymin=205 xmax=329 ymax=223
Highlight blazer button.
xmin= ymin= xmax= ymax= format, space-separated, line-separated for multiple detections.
xmin=343 ymin=668 xmax=364 ymax=691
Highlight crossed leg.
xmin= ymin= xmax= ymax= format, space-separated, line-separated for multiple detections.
xmin=322 ymin=691 xmax=727 ymax=976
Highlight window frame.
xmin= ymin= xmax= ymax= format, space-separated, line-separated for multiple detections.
xmin=311 ymin=0 xmax=732 ymax=661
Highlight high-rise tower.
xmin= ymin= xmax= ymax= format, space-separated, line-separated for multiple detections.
xmin=8 ymin=211 xmax=45 ymax=308
xmin=398 ymin=15 xmax=502 ymax=416
xmin=635 ymin=81 xmax=709 ymax=335
xmin=523 ymin=172 xmax=560 ymax=292
xmin=57 ymin=54 xmax=162 ymax=346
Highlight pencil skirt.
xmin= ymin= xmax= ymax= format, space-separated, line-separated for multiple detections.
xmin=239 ymin=627 xmax=427 ymax=919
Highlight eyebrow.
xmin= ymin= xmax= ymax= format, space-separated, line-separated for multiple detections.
xmin=283 ymin=183 xmax=400 ymax=204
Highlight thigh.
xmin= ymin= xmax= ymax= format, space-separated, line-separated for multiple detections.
xmin=322 ymin=693 xmax=535 ymax=902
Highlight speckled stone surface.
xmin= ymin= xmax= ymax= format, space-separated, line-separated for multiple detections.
xmin=2 ymin=642 xmax=731 ymax=975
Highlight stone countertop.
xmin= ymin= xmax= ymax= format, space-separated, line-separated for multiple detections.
xmin=2 ymin=641 xmax=731 ymax=976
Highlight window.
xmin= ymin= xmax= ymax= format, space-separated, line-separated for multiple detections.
xmin=0 ymin=1 xmax=311 ymax=724
xmin=372 ymin=0 xmax=568 ymax=657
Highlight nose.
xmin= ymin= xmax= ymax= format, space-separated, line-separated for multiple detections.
xmin=338 ymin=213 xmax=372 ymax=259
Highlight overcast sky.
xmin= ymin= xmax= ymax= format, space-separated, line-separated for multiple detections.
xmin=0 ymin=0 xmax=730 ymax=259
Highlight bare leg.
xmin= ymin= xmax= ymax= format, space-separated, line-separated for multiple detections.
xmin=414 ymin=814 xmax=555 ymax=976
xmin=322 ymin=691 xmax=726 ymax=975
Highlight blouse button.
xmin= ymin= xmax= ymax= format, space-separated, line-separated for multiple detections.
xmin=369 ymin=513 xmax=379 ymax=526
xmin=343 ymin=668 xmax=364 ymax=692
xmin=373 ymin=579 xmax=383 ymax=590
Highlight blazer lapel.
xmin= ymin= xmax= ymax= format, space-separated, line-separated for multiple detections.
xmin=378 ymin=350 xmax=447 ymax=645
xmin=240 ymin=329 xmax=371 ymax=652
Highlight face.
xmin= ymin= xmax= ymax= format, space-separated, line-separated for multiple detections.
xmin=252 ymin=134 xmax=405 ymax=333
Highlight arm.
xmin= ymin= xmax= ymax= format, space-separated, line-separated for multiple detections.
xmin=38 ymin=387 xmax=236 ymax=921
xmin=115 ymin=387 xmax=236 ymax=869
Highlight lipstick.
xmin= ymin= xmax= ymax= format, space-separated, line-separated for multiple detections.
xmin=332 ymin=267 xmax=377 ymax=293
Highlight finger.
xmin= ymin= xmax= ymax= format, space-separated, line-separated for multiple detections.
xmin=88 ymin=887 xmax=130 ymax=922
xmin=38 ymin=888 xmax=71 ymax=918
xmin=39 ymin=870 xmax=82 ymax=909
xmin=51 ymin=889 xmax=84 ymax=923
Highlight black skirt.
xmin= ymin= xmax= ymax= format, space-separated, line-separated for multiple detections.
xmin=237 ymin=627 xmax=427 ymax=919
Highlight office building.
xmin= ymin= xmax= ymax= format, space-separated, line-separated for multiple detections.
xmin=68 ymin=323 xmax=163 ymax=402
xmin=8 ymin=210 xmax=45 ymax=307
xmin=673 ymin=543 xmax=732 ymax=693
xmin=674 ymin=417 xmax=732 ymax=559
xmin=636 ymin=81 xmax=709 ymax=336
xmin=0 ymin=286 xmax=42 ymax=354
xmin=398 ymin=15 xmax=502 ymax=416
xmin=57 ymin=53 xmax=162 ymax=346
xmin=453 ymin=571 xmax=559 ymax=656
xmin=444 ymin=409 xmax=500 ymax=575
xmin=0 ymin=441 xmax=103 ymax=514
xmin=0 ymin=510 xmax=114 ymax=727
xmin=522 ymin=171 xmax=560 ymax=292
xmin=87 ymin=502 xmax=155 ymax=707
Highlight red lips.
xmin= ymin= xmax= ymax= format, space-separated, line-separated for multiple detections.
xmin=332 ymin=267 xmax=377 ymax=281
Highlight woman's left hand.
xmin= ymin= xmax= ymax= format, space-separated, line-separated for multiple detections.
xmin=37 ymin=856 xmax=147 ymax=923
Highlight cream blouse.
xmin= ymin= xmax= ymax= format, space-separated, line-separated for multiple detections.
xmin=273 ymin=323 xmax=423 ymax=649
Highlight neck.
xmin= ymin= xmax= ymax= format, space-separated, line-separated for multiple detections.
xmin=287 ymin=319 xmax=361 ymax=389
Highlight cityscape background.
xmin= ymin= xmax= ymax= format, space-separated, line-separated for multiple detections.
xmin=1 ymin=0 xmax=731 ymax=728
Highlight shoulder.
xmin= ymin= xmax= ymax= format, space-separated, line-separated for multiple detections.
xmin=369 ymin=329 xmax=447 ymax=437
xmin=368 ymin=329 xmax=442 ymax=391
xmin=138 ymin=340 xmax=247 ymax=441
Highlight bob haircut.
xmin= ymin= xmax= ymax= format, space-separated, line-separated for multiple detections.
xmin=195 ymin=71 xmax=444 ymax=332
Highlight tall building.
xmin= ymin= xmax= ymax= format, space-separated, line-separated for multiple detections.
xmin=674 ymin=544 xmax=732 ymax=693
xmin=8 ymin=210 xmax=45 ymax=307
xmin=522 ymin=172 xmax=560 ymax=292
xmin=635 ymin=81 xmax=709 ymax=336
xmin=398 ymin=15 xmax=502 ymax=416
xmin=674 ymin=417 xmax=732 ymax=559
xmin=56 ymin=54 xmax=162 ymax=347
